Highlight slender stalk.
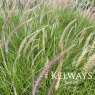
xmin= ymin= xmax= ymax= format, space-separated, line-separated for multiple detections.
xmin=32 ymin=44 xmax=75 ymax=95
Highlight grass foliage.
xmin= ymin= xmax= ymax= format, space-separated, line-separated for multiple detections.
xmin=0 ymin=1 xmax=95 ymax=95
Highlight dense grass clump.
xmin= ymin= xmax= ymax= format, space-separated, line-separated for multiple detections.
xmin=0 ymin=2 xmax=95 ymax=95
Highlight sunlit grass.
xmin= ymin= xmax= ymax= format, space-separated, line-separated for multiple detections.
xmin=0 ymin=1 xmax=95 ymax=95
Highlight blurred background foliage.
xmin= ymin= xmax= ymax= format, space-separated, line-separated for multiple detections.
xmin=0 ymin=0 xmax=95 ymax=10
xmin=73 ymin=0 xmax=95 ymax=9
